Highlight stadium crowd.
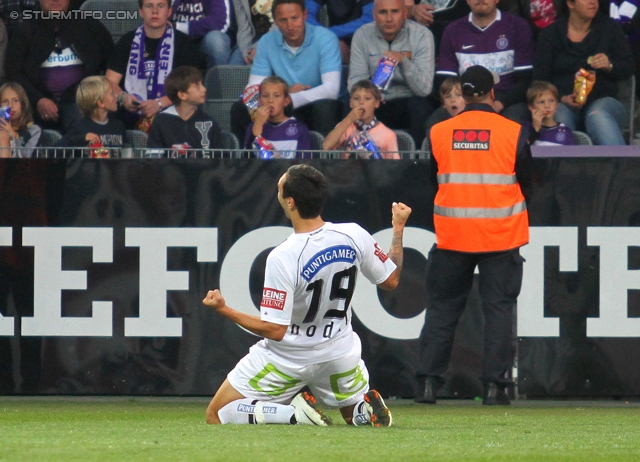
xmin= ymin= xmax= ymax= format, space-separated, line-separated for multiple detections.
xmin=0 ymin=0 xmax=637 ymax=157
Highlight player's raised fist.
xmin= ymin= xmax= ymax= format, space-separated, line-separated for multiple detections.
xmin=203 ymin=289 xmax=225 ymax=310
xmin=391 ymin=202 xmax=412 ymax=228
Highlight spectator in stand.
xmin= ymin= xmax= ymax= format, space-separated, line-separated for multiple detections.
xmin=147 ymin=66 xmax=222 ymax=157
xmin=0 ymin=0 xmax=40 ymax=38
xmin=323 ymin=79 xmax=400 ymax=158
xmin=403 ymin=0 xmax=470 ymax=53
xmin=526 ymin=80 xmax=574 ymax=146
xmin=105 ymin=0 xmax=205 ymax=130
xmin=608 ymin=0 xmax=640 ymax=101
xmin=171 ymin=0 xmax=244 ymax=68
xmin=0 ymin=82 xmax=41 ymax=157
xmin=435 ymin=0 xmax=535 ymax=123
xmin=349 ymin=0 xmax=436 ymax=146
xmin=305 ymin=0 xmax=374 ymax=64
xmin=5 ymin=0 xmax=113 ymax=133
xmin=58 ymin=76 xmax=125 ymax=156
xmin=500 ymin=0 xmax=561 ymax=38
xmin=244 ymin=76 xmax=312 ymax=158
xmin=232 ymin=0 xmax=275 ymax=65
xmin=230 ymin=0 xmax=343 ymax=140
xmin=424 ymin=76 xmax=465 ymax=139
xmin=533 ymin=0 xmax=634 ymax=145
xmin=0 ymin=21 xmax=6 ymax=85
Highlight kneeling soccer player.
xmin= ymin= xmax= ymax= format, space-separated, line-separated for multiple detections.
xmin=203 ymin=164 xmax=411 ymax=426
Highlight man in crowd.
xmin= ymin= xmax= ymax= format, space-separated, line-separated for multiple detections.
xmin=105 ymin=0 xmax=204 ymax=128
xmin=435 ymin=0 xmax=534 ymax=122
xmin=5 ymin=0 xmax=113 ymax=132
xmin=305 ymin=0 xmax=374 ymax=63
xmin=230 ymin=0 xmax=343 ymax=140
xmin=348 ymin=0 xmax=435 ymax=146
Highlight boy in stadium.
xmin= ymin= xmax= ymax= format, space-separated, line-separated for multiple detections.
xmin=60 ymin=76 xmax=125 ymax=154
xmin=244 ymin=76 xmax=311 ymax=158
xmin=423 ymin=77 xmax=466 ymax=137
xmin=526 ymin=81 xmax=574 ymax=146
xmin=203 ymin=164 xmax=412 ymax=426
xmin=323 ymin=80 xmax=399 ymax=159
xmin=147 ymin=66 xmax=222 ymax=157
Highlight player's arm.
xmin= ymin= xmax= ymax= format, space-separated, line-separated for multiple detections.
xmin=203 ymin=290 xmax=288 ymax=341
xmin=378 ymin=202 xmax=412 ymax=290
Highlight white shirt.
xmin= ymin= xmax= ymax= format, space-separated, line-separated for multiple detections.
xmin=259 ymin=222 xmax=396 ymax=365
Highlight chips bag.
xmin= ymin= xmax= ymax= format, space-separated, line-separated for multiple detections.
xmin=573 ymin=68 xmax=596 ymax=104
xmin=242 ymin=85 xmax=261 ymax=120
xmin=372 ymin=56 xmax=397 ymax=92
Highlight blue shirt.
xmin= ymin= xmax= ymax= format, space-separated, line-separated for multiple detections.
xmin=251 ymin=22 xmax=341 ymax=89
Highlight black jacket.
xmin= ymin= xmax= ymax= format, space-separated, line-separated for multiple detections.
xmin=147 ymin=106 xmax=222 ymax=157
xmin=6 ymin=17 xmax=114 ymax=107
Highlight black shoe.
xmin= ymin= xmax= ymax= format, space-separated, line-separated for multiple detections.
xmin=483 ymin=382 xmax=511 ymax=405
xmin=415 ymin=377 xmax=439 ymax=404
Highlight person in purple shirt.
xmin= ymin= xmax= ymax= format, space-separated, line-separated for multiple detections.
xmin=171 ymin=0 xmax=245 ymax=68
xmin=435 ymin=0 xmax=535 ymax=123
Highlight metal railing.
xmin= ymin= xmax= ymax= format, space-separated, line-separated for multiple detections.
xmin=25 ymin=147 xmax=431 ymax=159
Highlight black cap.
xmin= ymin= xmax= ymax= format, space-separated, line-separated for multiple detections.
xmin=460 ymin=65 xmax=498 ymax=98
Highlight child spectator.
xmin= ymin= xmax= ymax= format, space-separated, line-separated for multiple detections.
xmin=244 ymin=76 xmax=311 ymax=159
xmin=424 ymin=77 xmax=466 ymax=137
xmin=59 ymin=76 xmax=125 ymax=156
xmin=147 ymin=66 xmax=221 ymax=157
xmin=526 ymin=80 xmax=574 ymax=146
xmin=440 ymin=76 xmax=465 ymax=118
xmin=323 ymin=80 xmax=399 ymax=159
xmin=0 ymin=82 xmax=41 ymax=158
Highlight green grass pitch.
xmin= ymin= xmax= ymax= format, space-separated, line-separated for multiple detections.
xmin=1 ymin=398 xmax=639 ymax=461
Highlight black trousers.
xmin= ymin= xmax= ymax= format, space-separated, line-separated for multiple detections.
xmin=230 ymin=98 xmax=342 ymax=145
xmin=417 ymin=245 xmax=524 ymax=385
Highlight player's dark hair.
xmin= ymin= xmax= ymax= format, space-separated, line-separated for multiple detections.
xmin=272 ymin=0 xmax=306 ymax=18
xmin=282 ymin=164 xmax=328 ymax=219
xmin=164 ymin=66 xmax=203 ymax=106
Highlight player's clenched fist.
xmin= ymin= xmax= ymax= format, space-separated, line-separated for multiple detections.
xmin=391 ymin=202 xmax=412 ymax=228
xmin=203 ymin=289 xmax=225 ymax=310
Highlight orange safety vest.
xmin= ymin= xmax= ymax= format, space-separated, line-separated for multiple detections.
xmin=430 ymin=109 xmax=529 ymax=253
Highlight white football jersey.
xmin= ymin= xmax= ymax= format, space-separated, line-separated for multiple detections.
xmin=259 ymin=222 xmax=396 ymax=365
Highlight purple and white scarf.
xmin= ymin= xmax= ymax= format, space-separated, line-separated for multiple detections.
xmin=124 ymin=24 xmax=175 ymax=101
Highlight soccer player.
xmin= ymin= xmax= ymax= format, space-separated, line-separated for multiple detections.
xmin=203 ymin=164 xmax=412 ymax=426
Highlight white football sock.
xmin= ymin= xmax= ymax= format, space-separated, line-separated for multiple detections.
xmin=218 ymin=399 xmax=296 ymax=425
xmin=351 ymin=400 xmax=370 ymax=426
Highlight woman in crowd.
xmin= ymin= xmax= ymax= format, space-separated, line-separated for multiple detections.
xmin=533 ymin=0 xmax=634 ymax=145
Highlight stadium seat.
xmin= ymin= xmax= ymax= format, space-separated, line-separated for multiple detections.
xmin=204 ymin=65 xmax=251 ymax=99
xmin=79 ymin=0 xmax=141 ymax=43
xmin=572 ymin=130 xmax=593 ymax=145
xmin=420 ymin=136 xmax=431 ymax=159
xmin=308 ymin=130 xmax=325 ymax=151
xmin=393 ymin=130 xmax=415 ymax=158
xmin=39 ymin=129 xmax=63 ymax=147
xmin=220 ymin=131 xmax=239 ymax=150
xmin=203 ymin=99 xmax=236 ymax=133
xmin=125 ymin=129 xmax=148 ymax=157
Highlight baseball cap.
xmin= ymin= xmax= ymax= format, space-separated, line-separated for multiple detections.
xmin=460 ymin=65 xmax=499 ymax=98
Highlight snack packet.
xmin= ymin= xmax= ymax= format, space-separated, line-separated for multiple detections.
xmin=170 ymin=143 xmax=191 ymax=158
xmin=349 ymin=131 xmax=382 ymax=159
xmin=254 ymin=135 xmax=279 ymax=159
xmin=136 ymin=115 xmax=154 ymax=133
xmin=573 ymin=68 xmax=596 ymax=105
xmin=372 ymin=56 xmax=397 ymax=92
xmin=0 ymin=105 xmax=11 ymax=121
xmin=242 ymin=84 xmax=261 ymax=120
xmin=89 ymin=141 xmax=110 ymax=158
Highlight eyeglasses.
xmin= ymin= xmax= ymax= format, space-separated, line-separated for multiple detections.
xmin=142 ymin=3 xmax=168 ymax=10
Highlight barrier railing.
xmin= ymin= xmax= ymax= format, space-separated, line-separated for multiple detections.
xmin=25 ymin=147 xmax=431 ymax=159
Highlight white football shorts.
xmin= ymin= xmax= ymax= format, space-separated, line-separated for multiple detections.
xmin=227 ymin=332 xmax=370 ymax=409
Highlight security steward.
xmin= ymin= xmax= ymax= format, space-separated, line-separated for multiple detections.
xmin=415 ymin=65 xmax=533 ymax=406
